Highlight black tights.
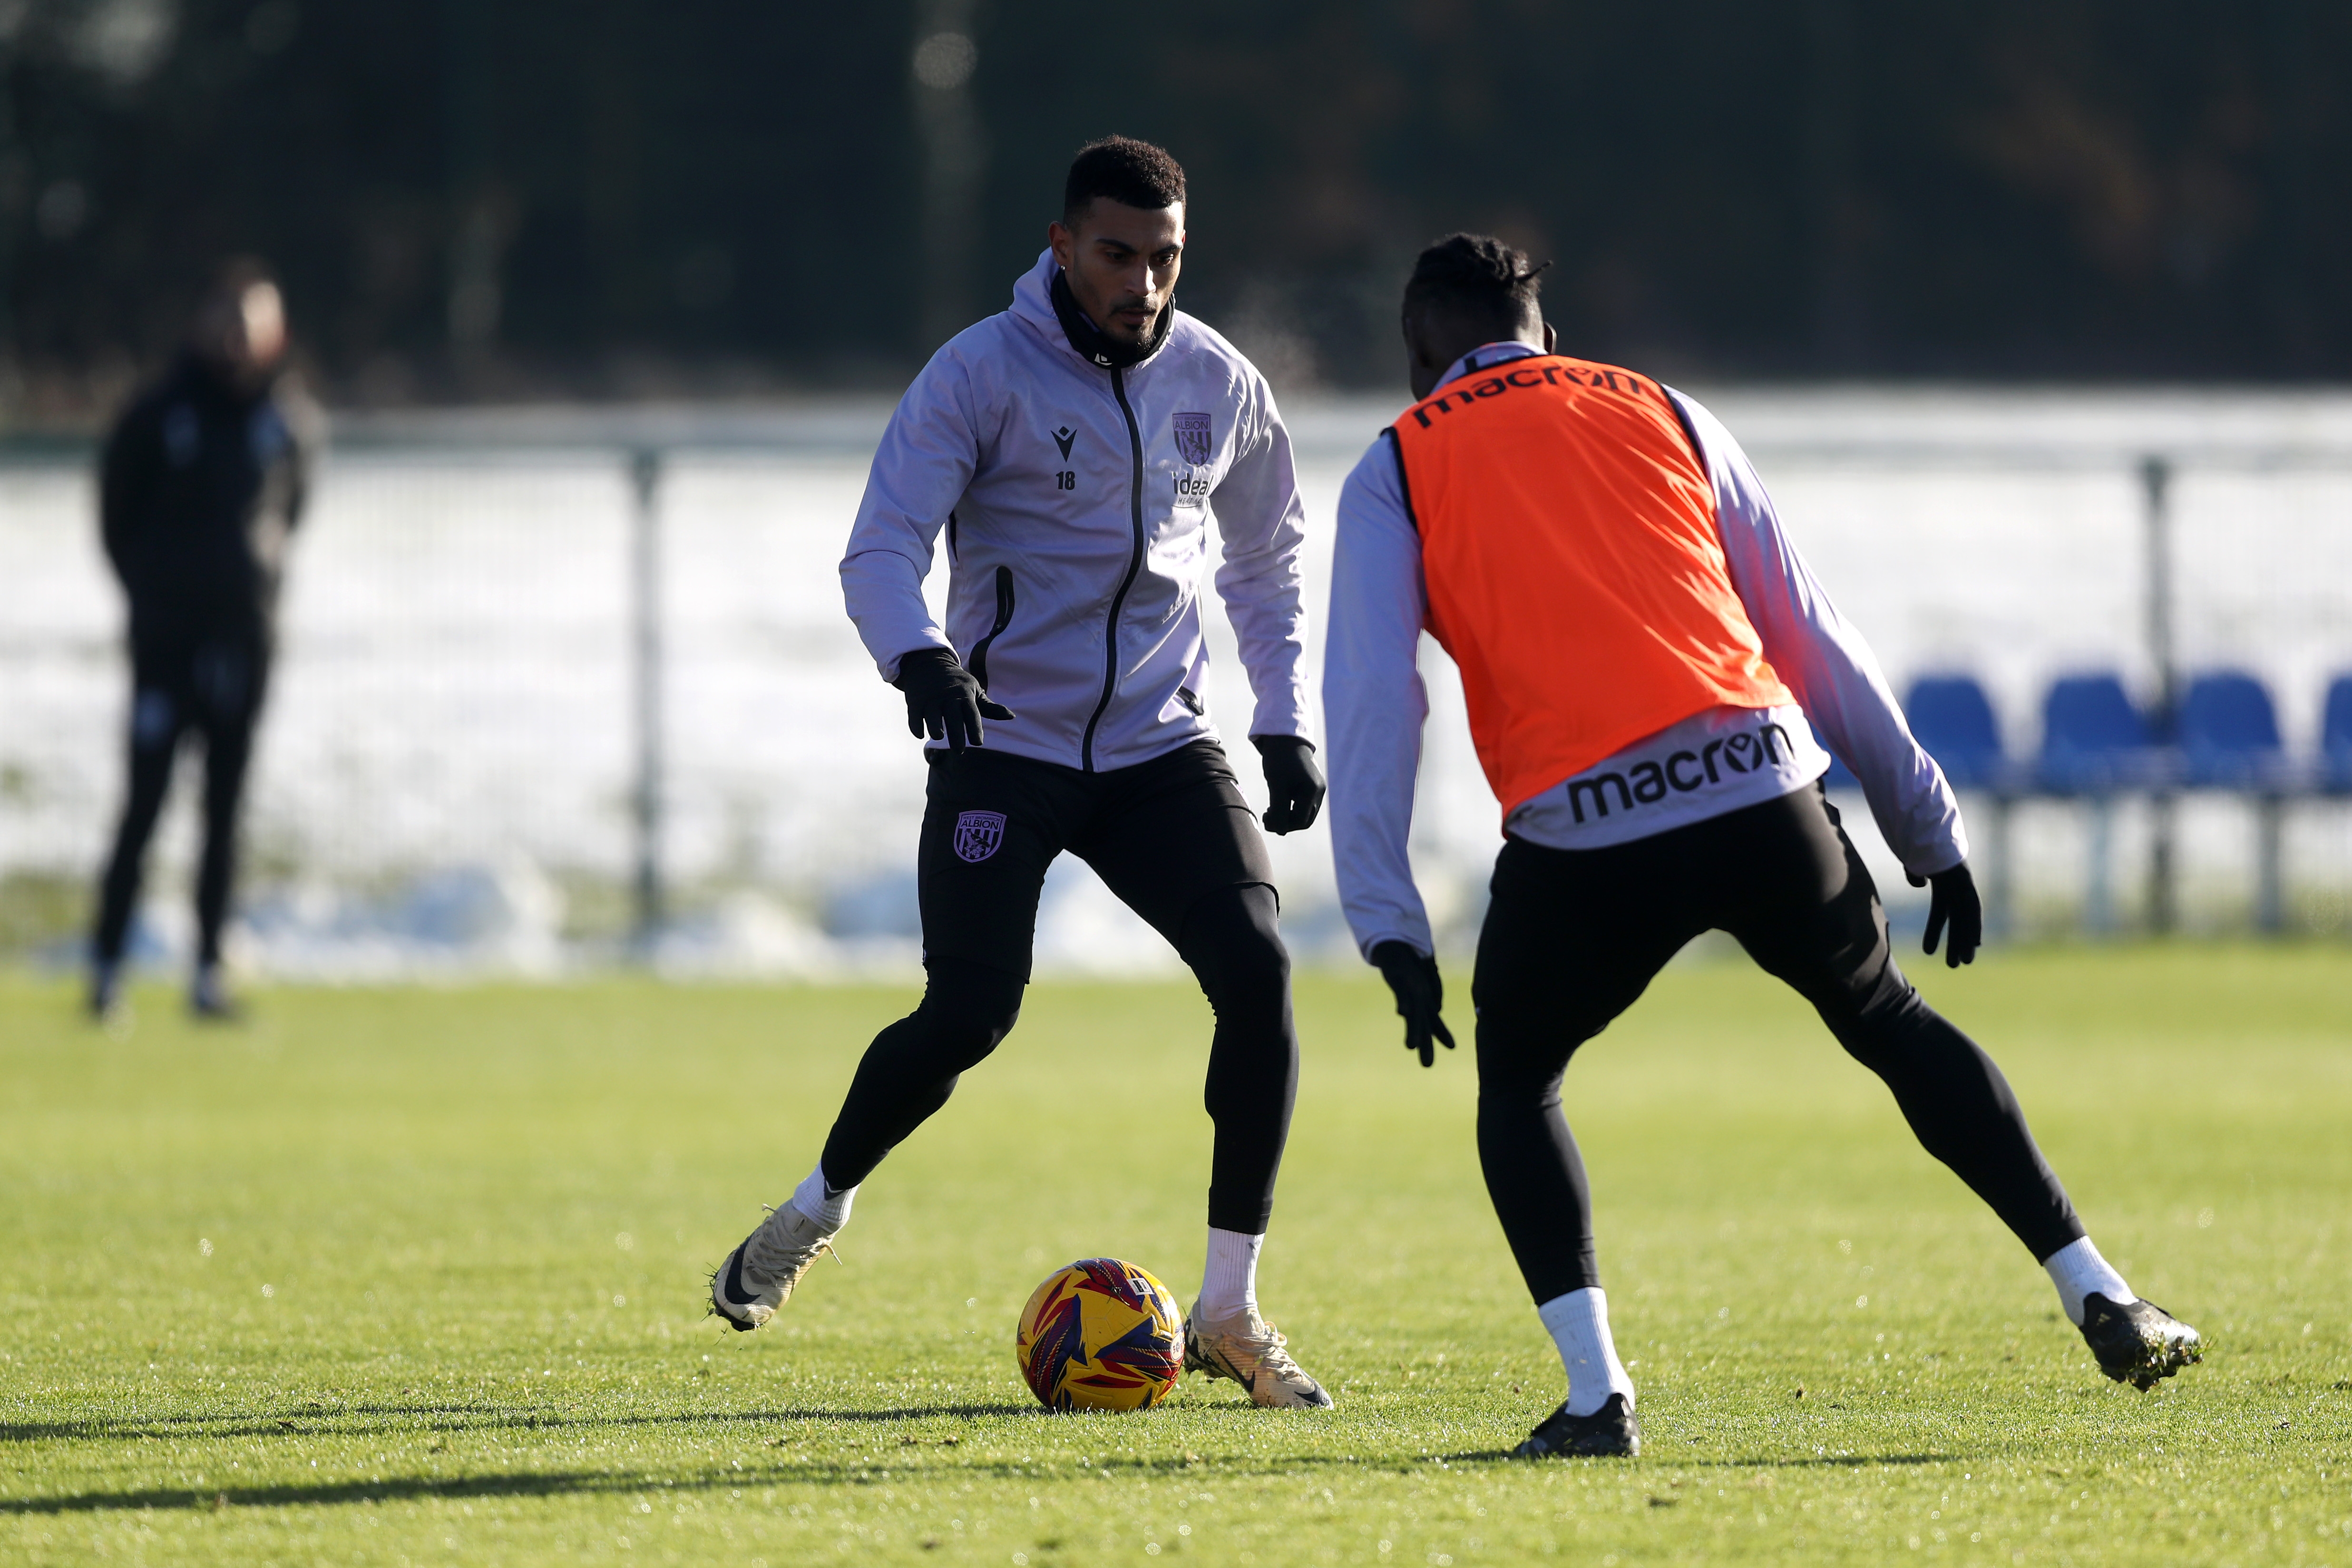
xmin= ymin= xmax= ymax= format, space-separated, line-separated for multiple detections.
xmin=1473 ymin=785 xmax=2083 ymax=1305
xmin=94 ymin=642 xmax=265 ymax=967
xmin=820 ymin=882 xmax=1297 ymax=1234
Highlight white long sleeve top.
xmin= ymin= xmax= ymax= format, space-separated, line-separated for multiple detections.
xmin=1326 ymin=341 xmax=1965 ymax=959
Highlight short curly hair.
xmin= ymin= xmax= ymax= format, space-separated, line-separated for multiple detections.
xmin=1064 ymin=136 xmax=1187 ymax=227
xmin=1404 ymin=233 xmax=1550 ymax=332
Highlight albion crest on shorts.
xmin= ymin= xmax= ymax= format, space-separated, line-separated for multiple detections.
xmin=1172 ymin=412 xmax=1213 ymax=466
xmin=953 ymin=809 xmax=1007 ymax=863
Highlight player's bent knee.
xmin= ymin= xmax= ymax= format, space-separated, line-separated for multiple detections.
xmin=1475 ymin=1069 xmax=1573 ymax=1113
xmin=1819 ymin=955 xmax=1931 ymax=1064
xmin=1180 ymin=883 xmax=1291 ymax=1010
xmin=1474 ymin=1012 xmax=1601 ymax=1098
xmin=913 ymin=956 xmax=1026 ymax=1061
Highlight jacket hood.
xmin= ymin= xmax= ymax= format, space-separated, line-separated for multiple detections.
xmin=1008 ymin=248 xmax=1063 ymax=336
xmin=1008 ymin=248 xmax=1174 ymax=370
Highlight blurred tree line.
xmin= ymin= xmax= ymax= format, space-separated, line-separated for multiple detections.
xmin=0 ymin=0 xmax=2344 ymax=414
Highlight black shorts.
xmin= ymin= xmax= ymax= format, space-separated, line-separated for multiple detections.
xmin=1473 ymin=781 xmax=1893 ymax=1060
xmin=917 ymin=739 xmax=1275 ymax=979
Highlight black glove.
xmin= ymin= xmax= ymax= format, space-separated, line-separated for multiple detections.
xmin=1250 ymin=734 xmax=1326 ymax=835
xmin=893 ymin=647 xmax=1014 ymax=749
xmin=1370 ymin=939 xmax=1455 ymax=1068
xmin=1906 ymin=861 xmax=1982 ymax=968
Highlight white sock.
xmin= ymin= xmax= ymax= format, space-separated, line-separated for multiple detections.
xmin=2043 ymin=1237 xmax=2135 ymax=1326
xmin=1537 ymin=1286 xmax=1638 ymax=1416
xmin=788 ymin=1162 xmax=855 ymax=1233
xmin=1197 ymin=1228 xmax=1263 ymax=1321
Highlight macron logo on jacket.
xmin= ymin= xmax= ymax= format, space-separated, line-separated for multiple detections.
xmin=839 ymin=249 xmax=1311 ymax=775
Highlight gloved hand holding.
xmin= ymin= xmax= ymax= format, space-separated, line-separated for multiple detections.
xmin=1906 ymin=860 xmax=1982 ymax=967
xmin=1370 ymin=939 xmax=1455 ymax=1067
xmin=1250 ymin=734 xmax=1326 ymax=835
xmin=893 ymin=647 xmax=1014 ymax=749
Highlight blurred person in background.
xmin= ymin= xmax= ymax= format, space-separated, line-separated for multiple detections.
xmin=88 ymin=259 xmax=319 ymax=1021
xmin=709 ymin=137 xmax=1335 ymax=1410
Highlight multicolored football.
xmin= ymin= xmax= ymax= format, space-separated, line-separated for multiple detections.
xmin=1015 ymin=1258 xmax=1185 ymax=1412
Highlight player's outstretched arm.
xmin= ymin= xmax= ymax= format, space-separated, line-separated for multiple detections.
xmin=1327 ymin=432 xmax=1446 ymax=1044
xmin=1669 ymin=386 xmax=1969 ymax=884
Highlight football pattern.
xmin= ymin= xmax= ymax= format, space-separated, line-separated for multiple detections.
xmin=1015 ymin=1258 xmax=1185 ymax=1412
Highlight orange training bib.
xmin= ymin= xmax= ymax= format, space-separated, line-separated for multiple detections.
xmin=1388 ymin=353 xmax=1792 ymax=815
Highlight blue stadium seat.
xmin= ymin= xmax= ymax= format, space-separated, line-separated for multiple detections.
xmin=1905 ymin=674 xmax=2009 ymax=792
xmin=2037 ymin=674 xmax=2157 ymax=795
xmin=2178 ymin=670 xmax=2285 ymax=790
xmin=2321 ymin=675 xmax=2352 ymax=794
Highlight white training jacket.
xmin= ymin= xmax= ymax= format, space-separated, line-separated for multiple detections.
xmin=839 ymin=249 xmax=1311 ymax=773
xmin=1326 ymin=341 xmax=1966 ymax=960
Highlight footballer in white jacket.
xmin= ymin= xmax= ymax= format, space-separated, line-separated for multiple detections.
xmin=710 ymin=138 xmax=1333 ymax=1409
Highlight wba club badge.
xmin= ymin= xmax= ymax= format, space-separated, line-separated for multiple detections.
xmin=1172 ymin=411 xmax=1213 ymax=466
xmin=953 ymin=809 xmax=1007 ymax=863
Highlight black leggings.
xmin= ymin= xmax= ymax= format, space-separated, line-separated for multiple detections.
xmin=1473 ymin=784 xmax=2082 ymax=1305
xmin=820 ymin=881 xmax=1298 ymax=1234
xmin=94 ymin=639 xmax=267 ymax=967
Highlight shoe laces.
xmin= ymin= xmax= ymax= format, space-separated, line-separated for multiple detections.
xmin=745 ymin=1205 xmax=842 ymax=1282
xmin=1217 ymin=1313 xmax=1308 ymax=1384
xmin=1255 ymin=1331 xmax=1314 ymax=1386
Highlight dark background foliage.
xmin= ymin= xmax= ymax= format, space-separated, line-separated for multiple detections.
xmin=2 ymin=0 xmax=2344 ymax=413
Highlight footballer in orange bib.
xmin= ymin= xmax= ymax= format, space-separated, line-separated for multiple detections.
xmin=1324 ymin=234 xmax=2202 ymax=1460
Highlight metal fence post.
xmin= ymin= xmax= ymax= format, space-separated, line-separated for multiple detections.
xmin=2255 ymin=795 xmax=2285 ymax=934
xmin=1985 ymin=794 xmax=2014 ymax=941
xmin=630 ymin=448 xmax=665 ymax=954
xmin=2086 ymin=797 xmax=2117 ymax=936
xmin=2141 ymin=454 xmax=2177 ymax=935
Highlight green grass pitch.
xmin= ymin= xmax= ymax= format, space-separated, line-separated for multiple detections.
xmin=4 ymin=945 xmax=2349 ymax=1566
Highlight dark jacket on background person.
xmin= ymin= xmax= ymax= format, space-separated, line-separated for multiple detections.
xmin=99 ymin=353 xmax=321 ymax=654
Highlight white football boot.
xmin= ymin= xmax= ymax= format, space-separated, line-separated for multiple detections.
xmin=709 ymin=1203 xmax=839 ymax=1332
xmin=1183 ymin=1304 xmax=1334 ymax=1408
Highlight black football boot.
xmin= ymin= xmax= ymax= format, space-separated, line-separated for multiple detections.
xmin=2080 ymin=1293 xmax=2202 ymax=1390
xmin=1512 ymin=1393 xmax=1641 ymax=1458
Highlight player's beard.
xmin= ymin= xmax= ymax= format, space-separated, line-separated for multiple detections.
xmin=1100 ymin=292 xmax=1165 ymax=347
xmin=1050 ymin=268 xmax=1174 ymax=368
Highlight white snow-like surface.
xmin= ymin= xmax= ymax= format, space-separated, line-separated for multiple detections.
xmin=5 ymin=388 xmax=2350 ymax=975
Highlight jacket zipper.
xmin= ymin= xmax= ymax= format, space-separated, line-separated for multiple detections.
xmin=965 ymin=565 xmax=1016 ymax=693
xmin=1080 ymin=365 xmax=1148 ymax=772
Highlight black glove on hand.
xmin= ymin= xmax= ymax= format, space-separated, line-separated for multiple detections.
xmin=1906 ymin=861 xmax=1983 ymax=967
xmin=1250 ymin=734 xmax=1326 ymax=835
xmin=893 ymin=647 xmax=1014 ymax=750
xmin=1370 ymin=939 xmax=1455 ymax=1068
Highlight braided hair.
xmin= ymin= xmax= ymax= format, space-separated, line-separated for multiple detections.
xmin=1403 ymin=234 xmax=1550 ymax=333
